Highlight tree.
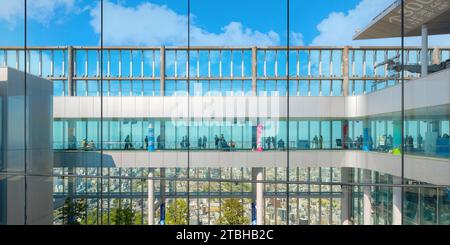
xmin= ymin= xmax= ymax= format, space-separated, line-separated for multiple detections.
xmin=166 ymin=199 xmax=188 ymax=225
xmin=57 ymin=197 xmax=87 ymax=225
xmin=218 ymin=199 xmax=249 ymax=225
xmin=106 ymin=199 xmax=136 ymax=225
xmin=112 ymin=205 xmax=135 ymax=225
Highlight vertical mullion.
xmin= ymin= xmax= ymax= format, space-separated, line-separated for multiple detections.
xmin=241 ymin=50 xmax=244 ymax=78
xmin=219 ymin=50 xmax=222 ymax=78
xmin=263 ymin=50 xmax=267 ymax=77
xmin=175 ymin=50 xmax=178 ymax=78
xmin=50 ymin=50 xmax=54 ymax=77
xmin=96 ymin=50 xmax=100 ymax=77
xmin=152 ymin=50 xmax=156 ymax=78
xmin=307 ymin=50 xmax=311 ymax=77
xmin=141 ymin=50 xmax=144 ymax=78
xmin=197 ymin=50 xmax=200 ymax=78
xmin=119 ymin=50 xmax=122 ymax=77
xmin=85 ymin=50 xmax=88 ymax=77
xmin=130 ymin=50 xmax=133 ymax=78
xmin=38 ymin=50 xmax=42 ymax=76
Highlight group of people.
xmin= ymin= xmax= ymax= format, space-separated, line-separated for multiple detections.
xmin=265 ymin=136 xmax=285 ymax=150
xmin=197 ymin=136 xmax=208 ymax=149
xmin=344 ymin=135 xmax=374 ymax=150
xmin=311 ymin=135 xmax=324 ymax=149
xmin=80 ymin=138 xmax=96 ymax=150
xmin=180 ymin=136 xmax=190 ymax=149
xmin=214 ymin=134 xmax=236 ymax=150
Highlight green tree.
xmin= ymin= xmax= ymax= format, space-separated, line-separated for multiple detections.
xmin=218 ymin=199 xmax=249 ymax=225
xmin=112 ymin=206 xmax=135 ymax=225
xmin=57 ymin=197 xmax=87 ymax=225
xmin=166 ymin=199 xmax=188 ymax=225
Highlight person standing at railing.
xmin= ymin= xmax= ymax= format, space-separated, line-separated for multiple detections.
xmin=202 ymin=136 xmax=207 ymax=149
xmin=124 ymin=135 xmax=130 ymax=150
xmin=277 ymin=138 xmax=285 ymax=150
xmin=144 ymin=136 xmax=149 ymax=149
xmin=313 ymin=135 xmax=319 ymax=149
xmin=417 ymin=134 xmax=423 ymax=150
xmin=69 ymin=135 xmax=77 ymax=150
xmin=214 ymin=135 xmax=219 ymax=149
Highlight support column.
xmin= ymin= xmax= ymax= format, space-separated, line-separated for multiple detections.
xmin=251 ymin=47 xmax=257 ymax=96
xmin=160 ymin=168 xmax=166 ymax=205
xmin=67 ymin=46 xmax=74 ymax=96
xmin=342 ymin=46 xmax=350 ymax=96
xmin=341 ymin=167 xmax=353 ymax=225
xmin=159 ymin=121 xmax=166 ymax=150
xmin=392 ymin=176 xmax=402 ymax=225
xmin=363 ymin=169 xmax=372 ymax=225
xmin=342 ymin=120 xmax=349 ymax=150
xmin=421 ymin=24 xmax=428 ymax=76
xmin=160 ymin=46 xmax=166 ymax=96
xmin=148 ymin=169 xmax=154 ymax=225
xmin=252 ymin=167 xmax=264 ymax=225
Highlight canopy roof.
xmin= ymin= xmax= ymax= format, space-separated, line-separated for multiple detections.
xmin=354 ymin=0 xmax=450 ymax=40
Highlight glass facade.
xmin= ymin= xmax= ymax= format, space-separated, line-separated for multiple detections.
xmin=1 ymin=0 xmax=449 ymax=226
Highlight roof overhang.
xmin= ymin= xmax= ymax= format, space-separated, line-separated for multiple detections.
xmin=354 ymin=0 xmax=450 ymax=40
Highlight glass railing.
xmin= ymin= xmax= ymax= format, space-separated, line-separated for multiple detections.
xmin=53 ymin=137 xmax=450 ymax=159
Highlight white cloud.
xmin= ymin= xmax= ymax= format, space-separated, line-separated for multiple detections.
xmin=290 ymin=32 xmax=304 ymax=46
xmin=310 ymin=0 xmax=450 ymax=46
xmin=0 ymin=0 xmax=77 ymax=27
xmin=90 ymin=1 xmax=280 ymax=46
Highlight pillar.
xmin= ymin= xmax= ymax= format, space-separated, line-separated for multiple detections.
xmin=67 ymin=46 xmax=74 ymax=96
xmin=251 ymin=46 xmax=257 ymax=96
xmin=160 ymin=168 xmax=166 ymax=205
xmin=363 ymin=169 xmax=372 ymax=225
xmin=252 ymin=167 xmax=264 ymax=225
xmin=341 ymin=167 xmax=353 ymax=225
xmin=421 ymin=24 xmax=428 ymax=76
xmin=148 ymin=170 xmax=154 ymax=225
xmin=392 ymin=176 xmax=402 ymax=225
xmin=342 ymin=46 xmax=350 ymax=96
xmin=342 ymin=120 xmax=349 ymax=149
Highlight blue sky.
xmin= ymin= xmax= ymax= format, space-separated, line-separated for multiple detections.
xmin=0 ymin=0 xmax=448 ymax=47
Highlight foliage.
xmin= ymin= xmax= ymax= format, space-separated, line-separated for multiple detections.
xmin=218 ymin=199 xmax=249 ymax=225
xmin=111 ymin=205 xmax=135 ymax=225
xmin=57 ymin=197 xmax=87 ymax=225
xmin=166 ymin=199 xmax=188 ymax=225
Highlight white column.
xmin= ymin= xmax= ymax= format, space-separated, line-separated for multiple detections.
xmin=363 ymin=169 xmax=372 ymax=225
xmin=341 ymin=167 xmax=352 ymax=225
xmin=147 ymin=170 xmax=154 ymax=225
xmin=421 ymin=24 xmax=428 ymax=76
xmin=392 ymin=176 xmax=402 ymax=225
xmin=160 ymin=168 xmax=166 ymax=205
xmin=255 ymin=168 xmax=264 ymax=225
